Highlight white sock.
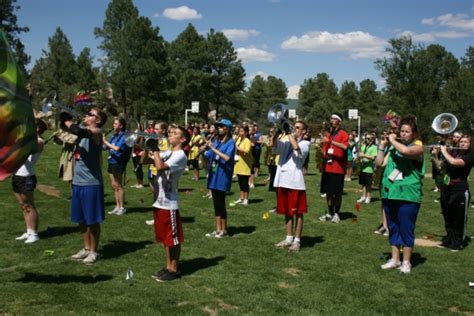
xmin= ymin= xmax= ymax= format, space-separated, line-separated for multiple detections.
xmin=286 ymin=236 xmax=294 ymax=243
xmin=27 ymin=229 xmax=35 ymax=235
xmin=294 ymin=237 xmax=301 ymax=244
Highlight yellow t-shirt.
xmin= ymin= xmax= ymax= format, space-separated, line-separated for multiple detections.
xmin=188 ymin=134 xmax=204 ymax=160
xmin=149 ymin=138 xmax=170 ymax=176
xmin=234 ymin=137 xmax=253 ymax=176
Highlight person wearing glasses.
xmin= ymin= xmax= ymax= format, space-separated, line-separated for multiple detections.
xmin=203 ymin=119 xmax=236 ymax=238
xmin=273 ymin=121 xmax=310 ymax=252
xmin=319 ymin=113 xmax=349 ymax=224
xmin=63 ymin=108 xmax=107 ymax=265
xmin=356 ymin=132 xmax=377 ymax=204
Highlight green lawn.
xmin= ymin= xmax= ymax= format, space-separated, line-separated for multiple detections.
xmin=1 ymin=137 xmax=473 ymax=314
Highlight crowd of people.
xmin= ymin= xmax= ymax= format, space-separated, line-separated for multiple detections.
xmin=11 ymin=109 xmax=473 ymax=280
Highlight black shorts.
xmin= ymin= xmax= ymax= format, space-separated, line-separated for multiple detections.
xmin=325 ymin=173 xmax=345 ymax=195
xmin=12 ymin=175 xmax=37 ymax=194
xmin=108 ymin=163 xmax=125 ymax=175
xmin=359 ymin=172 xmax=373 ymax=186
xmin=189 ymin=159 xmax=200 ymax=170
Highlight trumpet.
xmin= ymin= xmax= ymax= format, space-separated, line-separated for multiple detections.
xmin=42 ymin=90 xmax=84 ymax=120
xmin=124 ymin=130 xmax=166 ymax=150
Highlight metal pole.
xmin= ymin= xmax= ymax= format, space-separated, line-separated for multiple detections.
xmin=185 ymin=109 xmax=191 ymax=126
xmin=357 ymin=116 xmax=361 ymax=145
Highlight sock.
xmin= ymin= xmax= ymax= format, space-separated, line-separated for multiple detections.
xmin=294 ymin=237 xmax=301 ymax=244
xmin=27 ymin=229 xmax=35 ymax=235
xmin=286 ymin=235 xmax=294 ymax=243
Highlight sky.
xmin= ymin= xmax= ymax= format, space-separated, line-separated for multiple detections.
xmin=17 ymin=0 xmax=474 ymax=99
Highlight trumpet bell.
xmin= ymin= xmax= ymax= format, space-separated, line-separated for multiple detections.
xmin=267 ymin=103 xmax=287 ymax=124
xmin=432 ymin=113 xmax=458 ymax=135
xmin=124 ymin=132 xmax=138 ymax=148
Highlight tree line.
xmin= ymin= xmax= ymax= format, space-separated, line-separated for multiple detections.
xmin=2 ymin=0 xmax=473 ymax=141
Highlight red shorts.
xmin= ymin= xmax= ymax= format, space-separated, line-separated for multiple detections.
xmin=276 ymin=187 xmax=308 ymax=216
xmin=153 ymin=208 xmax=184 ymax=247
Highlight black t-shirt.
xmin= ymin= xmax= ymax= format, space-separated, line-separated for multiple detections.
xmin=444 ymin=150 xmax=474 ymax=191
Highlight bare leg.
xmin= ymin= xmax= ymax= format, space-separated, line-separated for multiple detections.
xmin=285 ymin=215 xmax=293 ymax=236
xmin=295 ymin=215 xmax=304 ymax=239
xmin=89 ymin=224 xmax=101 ymax=252
xmin=166 ymin=245 xmax=181 ymax=273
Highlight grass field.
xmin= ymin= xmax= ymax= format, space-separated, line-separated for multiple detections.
xmin=1 ymin=135 xmax=473 ymax=315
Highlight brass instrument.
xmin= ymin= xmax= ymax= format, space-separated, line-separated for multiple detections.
xmin=43 ymin=130 xmax=62 ymax=145
xmin=124 ymin=130 xmax=166 ymax=150
xmin=267 ymin=103 xmax=294 ymax=133
xmin=42 ymin=90 xmax=84 ymax=120
xmin=431 ymin=113 xmax=458 ymax=135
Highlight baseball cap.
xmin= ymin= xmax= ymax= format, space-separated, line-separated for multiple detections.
xmin=216 ymin=118 xmax=233 ymax=129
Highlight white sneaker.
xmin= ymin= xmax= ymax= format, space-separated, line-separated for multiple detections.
xmin=131 ymin=184 xmax=144 ymax=188
xmin=115 ymin=208 xmax=127 ymax=216
xmin=215 ymin=231 xmax=228 ymax=239
xmin=268 ymin=208 xmax=276 ymax=213
xmin=381 ymin=258 xmax=401 ymax=270
xmin=241 ymin=199 xmax=249 ymax=206
xmin=357 ymin=196 xmax=366 ymax=203
xmin=108 ymin=207 xmax=119 ymax=215
xmin=364 ymin=197 xmax=371 ymax=204
xmin=205 ymin=231 xmax=218 ymax=237
xmin=399 ymin=261 xmax=411 ymax=274
xmin=15 ymin=232 xmax=29 ymax=241
xmin=275 ymin=239 xmax=292 ymax=248
xmin=249 ymin=183 xmax=255 ymax=189
xmin=320 ymin=193 xmax=327 ymax=198
xmin=319 ymin=213 xmax=332 ymax=222
xmin=24 ymin=233 xmax=39 ymax=244
xmin=331 ymin=213 xmax=340 ymax=223
xmin=229 ymin=199 xmax=242 ymax=206
xmin=145 ymin=219 xmax=155 ymax=226
xmin=288 ymin=241 xmax=300 ymax=252
xmin=71 ymin=248 xmax=90 ymax=260
xmin=83 ymin=251 xmax=100 ymax=265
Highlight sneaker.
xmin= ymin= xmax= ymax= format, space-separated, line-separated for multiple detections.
xmin=381 ymin=258 xmax=401 ymax=270
xmin=145 ymin=219 xmax=155 ymax=226
xmin=215 ymin=231 xmax=228 ymax=239
xmin=288 ymin=241 xmax=300 ymax=252
xmin=374 ymin=226 xmax=387 ymax=235
xmin=108 ymin=207 xmax=119 ymax=215
xmin=331 ymin=213 xmax=340 ymax=223
xmin=357 ymin=196 xmax=366 ymax=203
xmin=229 ymin=199 xmax=242 ymax=207
xmin=202 ymin=192 xmax=212 ymax=198
xmin=320 ymin=193 xmax=327 ymax=198
xmin=364 ymin=197 xmax=371 ymax=204
xmin=249 ymin=183 xmax=255 ymax=189
xmin=241 ymin=199 xmax=249 ymax=206
xmin=151 ymin=268 xmax=169 ymax=279
xmin=205 ymin=231 xmax=218 ymax=237
xmin=71 ymin=248 xmax=90 ymax=260
xmin=131 ymin=184 xmax=144 ymax=188
xmin=275 ymin=239 xmax=292 ymax=248
xmin=155 ymin=270 xmax=181 ymax=282
xmin=383 ymin=230 xmax=389 ymax=237
xmin=399 ymin=261 xmax=411 ymax=274
xmin=24 ymin=233 xmax=39 ymax=244
xmin=268 ymin=208 xmax=276 ymax=213
xmin=319 ymin=213 xmax=332 ymax=222
xmin=15 ymin=232 xmax=28 ymax=241
xmin=432 ymin=187 xmax=439 ymax=192
xmin=115 ymin=208 xmax=127 ymax=216
xmin=83 ymin=251 xmax=100 ymax=265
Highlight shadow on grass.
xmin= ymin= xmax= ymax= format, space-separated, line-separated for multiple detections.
xmin=39 ymin=226 xmax=78 ymax=239
xmin=339 ymin=212 xmax=357 ymax=221
xmin=228 ymin=225 xmax=256 ymax=236
xmin=181 ymin=216 xmax=195 ymax=223
xmin=382 ymin=252 xmax=427 ymax=268
xmin=178 ymin=188 xmax=195 ymax=192
xmin=180 ymin=256 xmax=225 ymax=276
xmin=17 ymin=272 xmax=113 ymax=284
xmin=248 ymin=198 xmax=264 ymax=204
xmin=301 ymin=235 xmax=324 ymax=248
xmin=101 ymin=240 xmax=153 ymax=259
xmin=126 ymin=207 xmax=153 ymax=214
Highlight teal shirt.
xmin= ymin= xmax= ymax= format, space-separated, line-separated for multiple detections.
xmin=381 ymin=145 xmax=425 ymax=203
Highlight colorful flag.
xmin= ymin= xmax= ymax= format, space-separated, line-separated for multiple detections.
xmin=0 ymin=31 xmax=37 ymax=181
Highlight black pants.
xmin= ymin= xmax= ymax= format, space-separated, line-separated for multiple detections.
xmin=212 ymin=189 xmax=227 ymax=219
xmin=237 ymin=175 xmax=250 ymax=193
xmin=440 ymin=188 xmax=470 ymax=248
xmin=132 ymin=156 xmax=143 ymax=181
xmin=268 ymin=164 xmax=277 ymax=192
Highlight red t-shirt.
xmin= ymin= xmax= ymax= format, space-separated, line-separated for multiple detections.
xmin=324 ymin=129 xmax=349 ymax=175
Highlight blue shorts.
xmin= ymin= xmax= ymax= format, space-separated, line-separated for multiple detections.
xmin=383 ymin=199 xmax=420 ymax=247
xmin=71 ymin=185 xmax=105 ymax=225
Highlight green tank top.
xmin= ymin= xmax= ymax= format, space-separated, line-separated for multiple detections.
xmin=381 ymin=146 xmax=425 ymax=203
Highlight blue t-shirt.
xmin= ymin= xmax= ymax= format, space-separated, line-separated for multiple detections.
xmin=107 ymin=131 xmax=128 ymax=166
xmin=205 ymin=138 xmax=236 ymax=192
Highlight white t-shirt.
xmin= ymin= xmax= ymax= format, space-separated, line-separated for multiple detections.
xmin=273 ymin=139 xmax=310 ymax=190
xmin=15 ymin=152 xmax=41 ymax=177
xmin=152 ymin=150 xmax=187 ymax=210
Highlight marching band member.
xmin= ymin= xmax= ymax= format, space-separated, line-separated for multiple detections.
xmin=319 ymin=113 xmax=349 ymax=224
xmin=188 ymin=126 xmax=205 ymax=181
xmin=103 ymin=117 xmax=129 ymax=216
xmin=13 ymin=119 xmax=47 ymax=244
xmin=203 ymin=119 xmax=236 ymax=238
xmin=376 ymin=114 xmax=424 ymax=274
xmin=435 ymin=134 xmax=473 ymax=251
xmin=273 ymin=121 xmax=310 ymax=252
xmin=64 ymin=108 xmax=108 ymax=265
xmin=356 ymin=132 xmax=377 ymax=204
xmin=231 ymin=125 xmax=253 ymax=206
